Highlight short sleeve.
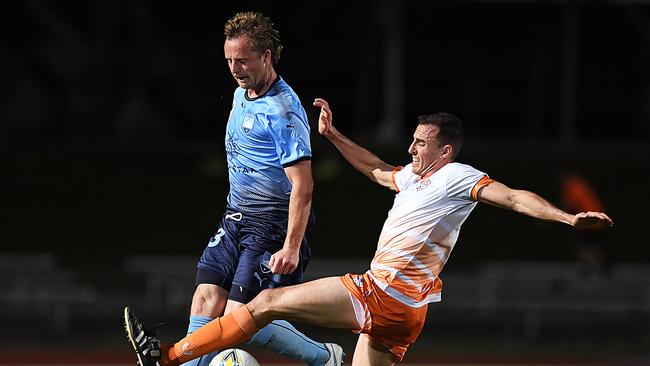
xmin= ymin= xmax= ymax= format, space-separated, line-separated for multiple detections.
xmin=445 ymin=164 xmax=491 ymax=201
xmin=266 ymin=111 xmax=312 ymax=166
xmin=393 ymin=163 xmax=417 ymax=192
xmin=470 ymin=176 xmax=494 ymax=201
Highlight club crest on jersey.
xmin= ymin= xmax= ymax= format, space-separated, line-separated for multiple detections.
xmin=242 ymin=114 xmax=254 ymax=134
xmin=416 ymin=178 xmax=431 ymax=192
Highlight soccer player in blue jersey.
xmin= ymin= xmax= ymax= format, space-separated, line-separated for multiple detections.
xmin=125 ymin=99 xmax=613 ymax=366
xmin=171 ymin=12 xmax=343 ymax=366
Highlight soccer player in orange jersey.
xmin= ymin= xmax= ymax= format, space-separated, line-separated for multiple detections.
xmin=125 ymin=98 xmax=613 ymax=366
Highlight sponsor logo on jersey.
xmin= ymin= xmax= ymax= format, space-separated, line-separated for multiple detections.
xmin=416 ymin=178 xmax=431 ymax=192
xmin=228 ymin=165 xmax=257 ymax=174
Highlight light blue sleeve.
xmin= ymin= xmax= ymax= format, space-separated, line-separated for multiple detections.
xmin=266 ymin=111 xmax=312 ymax=166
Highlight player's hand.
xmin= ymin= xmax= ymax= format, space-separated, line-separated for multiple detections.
xmin=313 ymin=98 xmax=336 ymax=138
xmin=269 ymin=247 xmax=299 ymax=275
xmin=571 ymin=211 xmax=614 ymax=229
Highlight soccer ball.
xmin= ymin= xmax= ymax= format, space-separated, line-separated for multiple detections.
xmin=209 ymin=348 xmax=260 ymax=366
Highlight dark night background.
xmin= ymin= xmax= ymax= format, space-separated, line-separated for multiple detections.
xmin=1 ymin=0 xmax=650 ymax=364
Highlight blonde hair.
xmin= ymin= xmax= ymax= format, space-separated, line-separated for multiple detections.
xmin=224 ymin=12 xmax=283 ymax=65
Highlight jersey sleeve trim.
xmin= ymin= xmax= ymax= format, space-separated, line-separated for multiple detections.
xmin=282 ymin=156 xmax=312 ymax=168
xmin=470 ymin=175 xmax=494 ymax=201
xmin=391 ymin=166 xmax=404 ymax=192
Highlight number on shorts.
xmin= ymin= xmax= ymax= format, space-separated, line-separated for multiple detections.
xmin=208 ymin=228 xmax=225 ymax=247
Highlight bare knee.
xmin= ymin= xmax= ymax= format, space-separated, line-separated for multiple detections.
xmin=247 ymin=288 xmax=281 ymax=324
xmin=190 ymin=284 xmax=228 ymax=317
xmin=352 ymin=334 xmax=398 ymax=366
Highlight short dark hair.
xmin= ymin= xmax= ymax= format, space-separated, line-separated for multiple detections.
xmin=417 ymin=113 xmax=464 ymax=159
xmin=224 ymin=12 xmax=283 ymax=66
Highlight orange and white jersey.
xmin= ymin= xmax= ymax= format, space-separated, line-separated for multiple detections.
xmin=368 ymin=162 xmax=493 ymax=308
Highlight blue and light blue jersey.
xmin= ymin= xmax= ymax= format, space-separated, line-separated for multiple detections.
xmin=225 ymin=77 xmax=312 ymax=220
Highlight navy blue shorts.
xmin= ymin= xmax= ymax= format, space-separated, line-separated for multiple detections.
xmin=196 ymin=210 xmax=312 ymax=303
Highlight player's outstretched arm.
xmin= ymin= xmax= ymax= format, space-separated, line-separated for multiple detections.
xmin=313 ymin=98 xmax=396 ymax=190
xmin=477 ymin=180 xmax=614 ymax=229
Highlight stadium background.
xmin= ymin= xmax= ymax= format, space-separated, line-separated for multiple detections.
xmin=2 ymin=1 xmax=650 ymax=365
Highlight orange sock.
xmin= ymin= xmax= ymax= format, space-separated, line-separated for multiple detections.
xmin=161 ymin=306 xmax=258 ymax=366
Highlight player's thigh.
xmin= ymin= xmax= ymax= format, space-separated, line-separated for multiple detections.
xmin=351 ymin=334 xmax=396 ymax=366
xmin=250 ymin=276 xmax=358 ymax=329
xmin=192 ymin=219 xmax=240 ymax=316
xmin=190 ymin=283 xmax=229 ymax=317
xmin=230 ymin=234 xmax=307 ymax=303
xmin=229 ymin=248 xmax=280 ymax=303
